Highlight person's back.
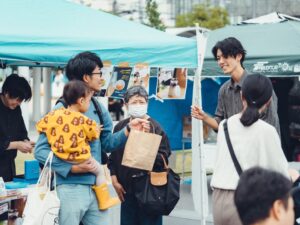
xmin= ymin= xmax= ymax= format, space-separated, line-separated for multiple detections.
xmin=211 ymin=114 xmax=288 ymax=190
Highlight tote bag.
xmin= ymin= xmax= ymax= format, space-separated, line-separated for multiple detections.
xmin=23 ymin=152 xmax=60 ymax=225
xmin=122 ymin=127 xmax=162 ymax=171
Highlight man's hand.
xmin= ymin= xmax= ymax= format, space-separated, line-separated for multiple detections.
xmin=111 ymin=175 xmax=126 ymax=202
xmin=191 ymin=105 xmax=207 ymax=121
xmin=17 ymin=141 xmax=34 ymax=153
xmin=191 ymin=105 xmax=219 ymax=130
xmin=71 ymin=158 xmax=99 ymax=174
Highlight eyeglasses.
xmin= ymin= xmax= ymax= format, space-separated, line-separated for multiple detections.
xmin=90 ymin=72 xmax=103 ymax=77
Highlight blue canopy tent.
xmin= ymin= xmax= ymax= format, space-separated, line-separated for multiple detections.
xmin=0 ymin=0 xmax=198 ymax=150
xmin=0 ymin=1 xmax=208 ymax=222
xmin=0 ymin=0 xmax=197 ymax=68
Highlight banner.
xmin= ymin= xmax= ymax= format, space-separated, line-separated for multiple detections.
xmin=106 ymin=67 xmax=132 ymax=99
xmin=128 ymin=63 xmax=150 ymax=93
xmin=156 ymin=68 xmax=187 ymax=99
xmin=98 ymin=61 xmax=113 ymax=97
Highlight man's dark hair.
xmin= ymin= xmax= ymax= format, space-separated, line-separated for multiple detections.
xmin=1 ymin=74 xmax=32 ymax=101
xmin=124 ymin=85 xmax=148 ymax=103
xmin=63 ymin=80 xmax=92 ymax=106
xmin=66 ymin=51 xmax=103 ymax=81
xmin=234 ymin=167 xmax=292 ymax=225
xmin=212 ymin=37 xmax=247 ymax=68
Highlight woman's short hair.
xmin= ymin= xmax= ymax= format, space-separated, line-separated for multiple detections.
xmin=1 ymin=74 xmax=32 ymax=101
xmin=124 ymin=85 xmax=148 ymax=103
xmin=63 ymin=80 xmax=92 ymax=106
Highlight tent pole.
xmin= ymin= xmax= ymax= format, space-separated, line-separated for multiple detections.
xmin=18 ymin=66 xmax=30 ymax=130
xmin=32 ymin=67 xmax=41 ymax=122
xmin=42 ymin=67 xmax=52 ymax=114
xmin=192 ymin=24 xmax=208 ymax=225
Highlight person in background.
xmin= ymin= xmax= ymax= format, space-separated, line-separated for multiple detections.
xmin=52 ymin=69 xmax=66 ymax=98
xmin=234 ymin=167 xmax=295 ymax=225
xmin=210 ymin=74 xmax=289 ymax=225
xmin=108 ymin=85 xmax=171 ymax=225
xmin=191 ymin=37 xmax=280 ymax=135
xmin=0 ymin=74 xmax=34 ymax=181
xmin=35 ymin=52 xmax=149 ymax=225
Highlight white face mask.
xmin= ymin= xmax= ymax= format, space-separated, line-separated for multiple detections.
xmin=128 ymin=104 xmax=148 ymax=118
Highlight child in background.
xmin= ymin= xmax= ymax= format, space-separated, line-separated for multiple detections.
xmin=36 ymin=80 xmax=120 ymax=210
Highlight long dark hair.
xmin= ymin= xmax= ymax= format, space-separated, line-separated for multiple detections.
xmin=240 ymin=74 xmax=273 ymax=126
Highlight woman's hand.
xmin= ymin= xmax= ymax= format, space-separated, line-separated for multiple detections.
xmin=111 ymin=175 xmax=126 ymax=202
xmin=129 ymin=118 xmax=150 ymax=132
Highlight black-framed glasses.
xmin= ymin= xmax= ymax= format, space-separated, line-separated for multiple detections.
xmin=90 ymin=72 xmax=103 ymax=77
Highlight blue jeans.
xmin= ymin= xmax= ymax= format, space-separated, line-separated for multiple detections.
xmin=121 ymin=193 xmax=162 ymax=225
xmin=57 ymin=184 xmax=108 ymax=225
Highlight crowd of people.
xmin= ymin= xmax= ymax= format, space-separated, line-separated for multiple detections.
xmin=0 ymin=36 xmax=298 ymax=225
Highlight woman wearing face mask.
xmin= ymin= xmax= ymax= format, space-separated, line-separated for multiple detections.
xmin=108 ymin=85 xmax=171 ymax=225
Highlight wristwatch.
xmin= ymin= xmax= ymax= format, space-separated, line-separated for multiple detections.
xmin=126 ymin=124 xmax=131 ymax=133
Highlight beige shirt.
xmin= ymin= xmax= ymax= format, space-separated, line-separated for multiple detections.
xmin=211 ymin=114 xmax=289 ymax=190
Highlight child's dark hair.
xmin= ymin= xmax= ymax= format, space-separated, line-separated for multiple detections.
xmin=212 ymin=37 xmax=247 ymax=68
xmin=240 ymin=74 xmax=273 ymax=126
xmin=1 ymin=74 xmax=32 ymax=101
xmin=63 ymin=80 xmax=92 ymax=106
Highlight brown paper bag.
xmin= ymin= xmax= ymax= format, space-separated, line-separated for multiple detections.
xmin=122 ymin=129 xmax=162 ymax=171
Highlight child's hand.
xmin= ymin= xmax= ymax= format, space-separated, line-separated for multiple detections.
xmin=96 ymin=125 xmax=104 ymax=135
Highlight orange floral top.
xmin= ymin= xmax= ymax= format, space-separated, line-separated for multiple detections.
xmin=36 ymin=108 xmax=99 ymax=162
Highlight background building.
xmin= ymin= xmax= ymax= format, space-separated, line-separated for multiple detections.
xmin=72 ymin=0 xmax=300 ymax=27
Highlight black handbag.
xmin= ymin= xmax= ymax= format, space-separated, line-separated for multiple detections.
xmin=132 ymin=154 xmax=180 ymax=216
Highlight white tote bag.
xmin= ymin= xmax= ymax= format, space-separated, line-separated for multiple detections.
xmin=23 ymin=152 xmax=60 ymax=225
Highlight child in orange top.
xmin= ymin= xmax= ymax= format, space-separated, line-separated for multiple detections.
xmin=36 ymin=80 xmax=120 ymax=210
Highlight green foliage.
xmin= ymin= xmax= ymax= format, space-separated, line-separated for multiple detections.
xmin=176 ymin=4 xmax=229 ymax=30
xmin=145 ymin=0 xmax=166 ymax=31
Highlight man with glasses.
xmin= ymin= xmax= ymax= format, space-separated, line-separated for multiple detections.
xmin=35 ymin=51 xmax=149 ymax=225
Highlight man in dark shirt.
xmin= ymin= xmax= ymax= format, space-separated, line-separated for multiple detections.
xmin=191 ymin=37 xmax=280 ymax=134
xmin=0 ymin=74 xmax=34 ymax=181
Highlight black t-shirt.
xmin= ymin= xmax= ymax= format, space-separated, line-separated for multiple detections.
xmin=0 ymin=95 xmax=29 ymax=181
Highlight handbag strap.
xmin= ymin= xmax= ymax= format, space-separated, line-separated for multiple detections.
xmin=91 ymin=96 xmax=104 ymax=125
xmin=160 ymin=154 xmax=169 ymax=170
xmin=223 ymin=120 xmax=243 ymax=176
